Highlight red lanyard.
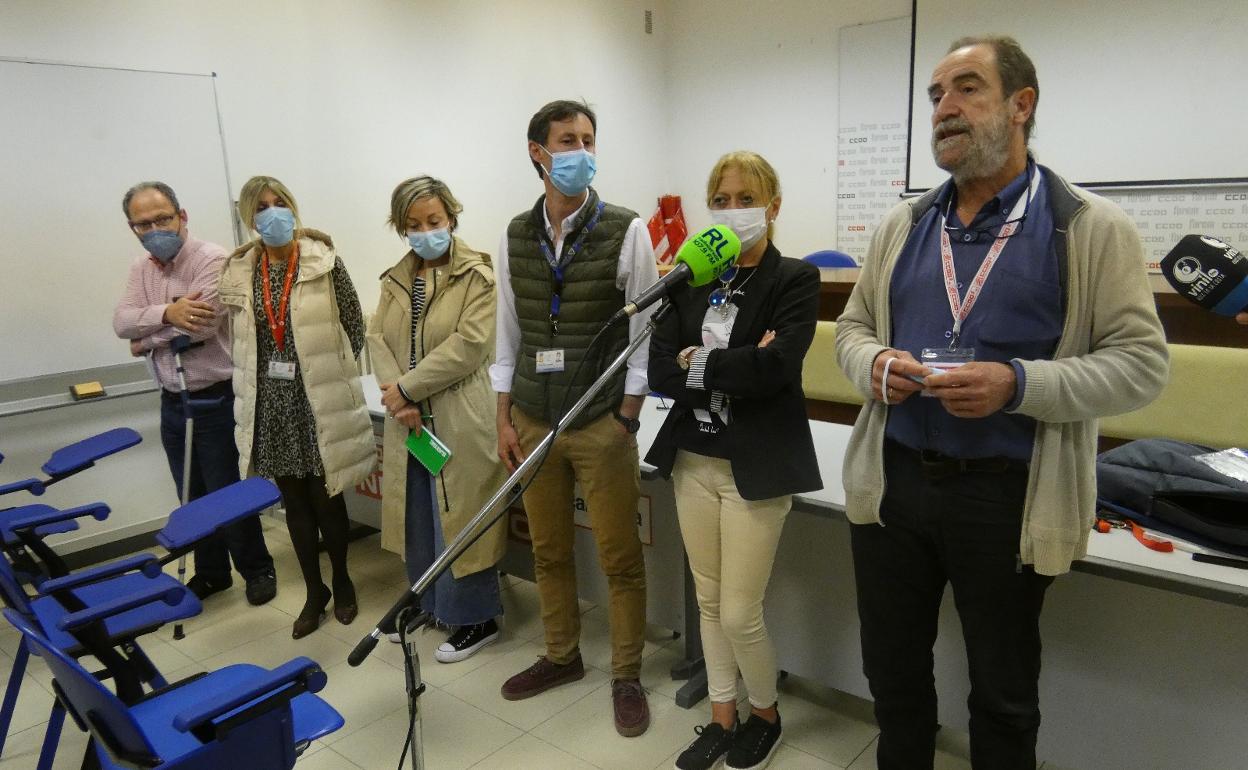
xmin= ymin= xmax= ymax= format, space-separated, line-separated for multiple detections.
xmin=261 ymin=243 xmax=299 ymax=352
xmin=938 ymin=170 xmax=1038 ymax=347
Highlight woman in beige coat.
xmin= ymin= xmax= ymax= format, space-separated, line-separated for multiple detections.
xmin=367 ymin=176 xmax=508 ymax=662
xmin=220 ymin=175 xmax=374 ymax=640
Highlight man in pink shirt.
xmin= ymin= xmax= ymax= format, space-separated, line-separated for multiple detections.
xmin=113 ymin=181 xmax=276 ymax=605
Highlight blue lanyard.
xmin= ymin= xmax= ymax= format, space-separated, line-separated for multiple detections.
xmin=542 ymin=201 xmax=605 ymax=335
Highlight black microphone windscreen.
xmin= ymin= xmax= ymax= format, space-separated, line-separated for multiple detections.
xmin=1159 ymin=235 xmax=1248 ymax=317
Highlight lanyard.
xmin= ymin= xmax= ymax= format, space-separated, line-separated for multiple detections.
xmin=938 ymin=169 xmax=1040 ymax=348
xmin=541 ymin=201 xmax=605 ymax=335
xmin=261 ymin=243 xmax=300 ymax=353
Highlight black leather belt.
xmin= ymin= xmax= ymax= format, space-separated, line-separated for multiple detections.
xmin=161 ymin=380 xmax=233 ymax=401
xmin=887 ymin=440 xmax=1028 ymax=480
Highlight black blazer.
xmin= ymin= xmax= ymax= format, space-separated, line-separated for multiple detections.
xmin=645 ymin=243 xmax=822 ymax=500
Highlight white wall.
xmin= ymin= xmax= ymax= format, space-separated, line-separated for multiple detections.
xmin=663 ymin=0 xmax=910 ymax=260
xmin=0 ymin=0 xmax=673 ymax=317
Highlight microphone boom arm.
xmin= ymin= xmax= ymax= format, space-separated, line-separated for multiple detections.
xmin=349 ymin=301 xmax=674 ymax=667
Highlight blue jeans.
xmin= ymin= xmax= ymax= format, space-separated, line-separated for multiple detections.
xmin=160 ymin=382 xmax=274 ymax=583
xmin=405 ymin=453 xmax=501 ymax=626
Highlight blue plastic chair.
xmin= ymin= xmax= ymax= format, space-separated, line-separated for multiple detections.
xmin=0 ymin=478 xmax=282 ymax=768
xmin=0 ymin=505 xmax=202 ymax=770
xmin=802 ymin=249 xmax=858 ymax=267
xmin=1 ymin=428 xmax=142 ymax=581
xmin=4 ymin=606 xmax=343 ymax=769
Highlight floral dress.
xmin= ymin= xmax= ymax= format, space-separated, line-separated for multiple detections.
xmin=250 ymin=255 xmax=365 ymax=479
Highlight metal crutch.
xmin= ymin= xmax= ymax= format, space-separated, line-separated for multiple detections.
xmin=168 ymin=333 xmax=223 ymax=640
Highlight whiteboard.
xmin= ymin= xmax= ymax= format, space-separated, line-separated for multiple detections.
xmin=906 ymin=0 xmax=1248 ymax=191
xmin=0 ymin=59 xmax=234 ymax=381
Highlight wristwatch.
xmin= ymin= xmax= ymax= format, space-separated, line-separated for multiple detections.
xmin=677 ymin=346 xmax=698 ymax=370
xmin=613 ymin=410 xmax=641 ymax=434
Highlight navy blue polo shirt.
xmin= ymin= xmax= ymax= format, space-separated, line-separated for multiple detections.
xmin=885 ymin=161 xmax=1062 ymax=461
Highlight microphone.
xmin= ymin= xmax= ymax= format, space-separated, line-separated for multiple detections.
xmin=610 ymin=224 xmax=742 ymax=325
xmin=1160 ymin=235 xmax=1248 ymax=317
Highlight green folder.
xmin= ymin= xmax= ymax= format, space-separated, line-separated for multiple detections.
xmin=405 ymin=428 xmax=452 ymax=475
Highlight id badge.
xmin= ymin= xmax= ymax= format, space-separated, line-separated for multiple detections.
xmin=267 ymin=360 xmax=297 ymax=380
xmin=535 ymin=349 xmax=565 ymax=374
xmin=919 ymin=347 xmax=974 ymax=397
xmin=701 ymin=304 xmax=737 ymax=348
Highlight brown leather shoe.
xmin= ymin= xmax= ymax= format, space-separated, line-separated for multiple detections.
xmin=612 ymin=678 xmax=650 ymax=737
xmin=500 ymin=655 xmax=585 ymax=701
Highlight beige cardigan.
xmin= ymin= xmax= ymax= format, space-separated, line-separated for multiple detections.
xmin=835 ymin=167 xmax=1169 ymax=575
xmin=219 ymin=230 xmax=375 ymax=496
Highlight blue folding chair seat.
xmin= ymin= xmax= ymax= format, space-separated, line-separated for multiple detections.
xmin=4 ymin=608 xmax=343 ymax=769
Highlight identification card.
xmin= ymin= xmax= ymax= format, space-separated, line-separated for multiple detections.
xmin=919 ymin=347 xmax=975 ymax=397
xmin=535 ymin=349 xmax=565 ymax=374
xmin=701 ymin=303 xmax=738 ymax=349
xmin=267 ymin=360 xmax=297 ymax=380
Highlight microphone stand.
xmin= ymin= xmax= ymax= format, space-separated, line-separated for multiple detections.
xmin=349 ymin=301 xmax=673 ymax=770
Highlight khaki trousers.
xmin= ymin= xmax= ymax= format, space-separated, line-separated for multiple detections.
xmin=512 ymin=407 xmax=646 ymax=680
xmin=673 ymin=450 xmax=790 ymax=707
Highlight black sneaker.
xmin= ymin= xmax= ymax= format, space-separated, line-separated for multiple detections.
xmin=725 ymin=711 xmax=782 ymax=770
xmin=434 ymin=619 xmax=499 ymax=662
xmin=245 ymin=569 xmax=277 ymax=606
xmin=186 ymin=574 xmax=232 ymax=601
xmin=675 ymin=721 xmax=736 ymax=770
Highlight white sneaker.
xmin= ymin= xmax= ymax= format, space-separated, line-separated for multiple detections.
xmin=384 ymin=612 xmax=429 ymax=643
xmin=434 ymin=619 xmax=500 ymax=663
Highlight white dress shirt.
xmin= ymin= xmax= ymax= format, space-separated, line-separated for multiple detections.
xmin=491 ymin=194 xmax=660 ymax=397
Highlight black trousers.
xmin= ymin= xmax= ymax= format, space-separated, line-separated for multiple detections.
xmin=160 ymin=382 xmax=274 ymax=582
xmin=850 ymin=441 xmax=1053 ymax=770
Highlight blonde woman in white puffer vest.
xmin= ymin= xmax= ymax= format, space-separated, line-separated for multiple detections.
xmin=219 ymin=175 xmax=375 ymax=640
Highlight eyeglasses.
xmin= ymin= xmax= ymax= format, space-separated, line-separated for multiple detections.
xmin=941 ymin=191 xmax=1030 ymax=243
xmin=129 ymin=213 xmax=179 ymax=234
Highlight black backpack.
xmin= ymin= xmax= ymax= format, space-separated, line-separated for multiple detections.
xmin=1097 ymin=439 xmax=1248 ymax=553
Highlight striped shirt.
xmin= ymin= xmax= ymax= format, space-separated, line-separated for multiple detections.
xmin=408 ymin=276 xmax=427 ymax=368
xmin=112 ymin=233 xmax=234 ymax=392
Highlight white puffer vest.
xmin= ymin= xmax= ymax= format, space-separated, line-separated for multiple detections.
xmin=218 ymin=230 xmax=375 ymax=495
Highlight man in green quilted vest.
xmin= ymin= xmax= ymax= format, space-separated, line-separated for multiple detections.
xmin=491 ymin=99 xmax=659 ymax=737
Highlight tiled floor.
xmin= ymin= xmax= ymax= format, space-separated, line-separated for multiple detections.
xmin=0 ymin=518 xmax=1060 ymax=769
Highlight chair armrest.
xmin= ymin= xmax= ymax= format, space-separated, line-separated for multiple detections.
xmin=42 ymin=428 xmax=142 ymax=479
xmin=0 ymin=478 xmax=45 ymax=497
xmin=172 ymin=657 xmax=328 ymax=733
xmin=57 ymin=584 xmax=187 ymax=632
xmin=38 ymin=554 xmax=161 ymax=594
xmin=0 ymin=504 xmax=78 ymax=542
xmin=9 ymin=502 xmax=110 ymax=533
xmin=157 ymin=478 xmax=281 ymax=551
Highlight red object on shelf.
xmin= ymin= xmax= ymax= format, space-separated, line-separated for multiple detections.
xmin=646 ymin=195 xmax=688 ymax=264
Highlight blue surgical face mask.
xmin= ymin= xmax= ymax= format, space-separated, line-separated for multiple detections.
xmin=139 ymin=229 xmax=184 ymax=264
xmin=407 ymin=228 xmax=452 ymax=260
xmin=541 ymin=145 xmax=596 ymax=196
xmin=255 ymin=206 xmax=296 ymax=247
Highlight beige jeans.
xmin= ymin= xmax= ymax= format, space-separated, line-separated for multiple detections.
xmin=512 ymin=407 xmax=646 ymax=680
xmin=673 ymin=450 xmax=791 ymax=707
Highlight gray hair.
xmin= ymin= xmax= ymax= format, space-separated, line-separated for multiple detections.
xmin=122 ymin=181 xmax=181 ymax=218
xmin=948 ymin=35 xmax=1039 ymax=142
xmin=388 ymin=176 xmax=463 ymax=237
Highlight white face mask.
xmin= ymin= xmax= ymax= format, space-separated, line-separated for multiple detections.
xmin=708 ymin=206 xmax=768 ymax=252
